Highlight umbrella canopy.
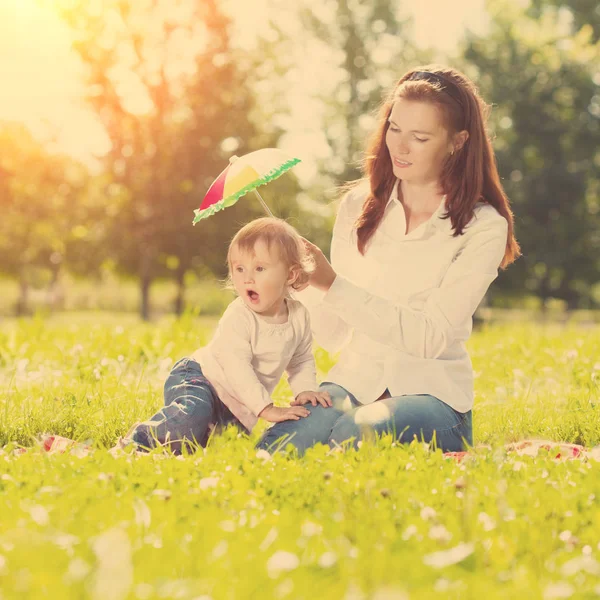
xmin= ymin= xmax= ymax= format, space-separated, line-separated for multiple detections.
xmin=193 ymin=148 xmax=300 ymax=224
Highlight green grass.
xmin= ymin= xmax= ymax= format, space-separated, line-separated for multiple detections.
xmin=0 ymin=314 xmax=599 ymax=599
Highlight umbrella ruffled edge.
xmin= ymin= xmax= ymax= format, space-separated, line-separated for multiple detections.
xmin=192 ymin=157 xmax=301 ymax=224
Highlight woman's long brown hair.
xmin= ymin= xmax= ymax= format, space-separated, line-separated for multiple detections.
xmin=354 ymin=65 xmax=520 ymax=269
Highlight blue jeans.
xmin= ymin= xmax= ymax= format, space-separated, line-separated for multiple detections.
xmin=130 ymin=358 xmax=246 ymax=453
xmin=257 ymin=381 xmax=472 ymax=455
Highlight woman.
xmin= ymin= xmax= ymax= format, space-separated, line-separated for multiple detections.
xmin=257 ymin=65 xmax=520 ymax=455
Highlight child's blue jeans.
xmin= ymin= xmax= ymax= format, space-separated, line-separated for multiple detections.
xmin=129 ymin=357 xmax=246 ymax=453
xmin=256 ymin=381 xmax=472 ymax=456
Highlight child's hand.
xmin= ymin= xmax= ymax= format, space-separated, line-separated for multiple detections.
xmin=259 ymin=404 xmax=310 ymax=423
xmin=291 ymin=390 xmax=332 ymax=408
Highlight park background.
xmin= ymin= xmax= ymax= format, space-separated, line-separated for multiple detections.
xmin=1 ymin=1 xmax=600 ymax=599
xmin=1 ymin=0 xmax=599 ymax=322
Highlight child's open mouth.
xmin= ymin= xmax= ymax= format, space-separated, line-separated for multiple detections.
xmin=247 ymin=290 xmax=260 ymax=303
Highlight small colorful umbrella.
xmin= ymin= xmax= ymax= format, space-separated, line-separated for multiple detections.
xmin=193 ymin=148 xmax=301 ymax=225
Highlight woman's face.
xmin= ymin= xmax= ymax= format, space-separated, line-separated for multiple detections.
xmin=385 ymin=98 xmax=455 ymax=186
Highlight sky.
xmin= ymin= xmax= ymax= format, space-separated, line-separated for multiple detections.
xmin=0 ymin=0 xmax=488 ymax=170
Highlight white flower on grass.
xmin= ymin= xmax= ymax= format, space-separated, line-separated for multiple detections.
xmin=318 ymin=551 xmax=337 ymax=568
xmin=133 ymin=583 xmax=154 ymax=600
xmin=423 ymin=542 xmax=475 ymax=569
xmin=90 ymin=528 xmax=133 ymax=600
xmin=255 ymin=449 xmax=272 ymax=461
xmin=560 ymin=555 xmax=600 ymax=576
xmin=543 ymin=581 xmax=575 ymax=599
xmin=65 ymin=557 xmax=91 ymax=582
xmin=558 ymin=530 xmax=575 ymax=543
xmin=429 ymin=524 xmax=452 ymax=542
xmin=478 ymin=512 xmax=496 ymax=532
xmin=259 ymin=527 xmax=278 ymax=552
xmin=420 ymin=506 xmax=437 ymax=521
xmin=267 ymin=551 xmax=299 ymax=578
xmin=133 ymin=498 xmax=151 ymax=529
xmin=219 ymin=520 xmax=235 ymax=533
xmin=343 ymin=582 xmax=366 ymax=600
xmin=149 ymin=489 xmax=170 ymax=501
xmin=371 ymin=586 xmax=409 ymax=600
xmin=29 ymin=505 xmax=49 ymax=526
xmin=212 ymin=541 xmax=228 ymax=559
xmin=301 ymin=521 xmax=322 ymax=537
xmin=199 ymin=477 xmax=219 ymax=490
xmin=401 ymin=524 xmax=418 ymax=541
xmin=53 ymin=533 xmax=79 ymax=556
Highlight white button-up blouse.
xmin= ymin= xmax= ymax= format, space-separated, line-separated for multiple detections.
xmin=293 ymin=180 xmax=509 ymax=413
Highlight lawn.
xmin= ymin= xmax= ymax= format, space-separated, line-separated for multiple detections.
xmin=0 ymin=314 xmax=599 ymax=599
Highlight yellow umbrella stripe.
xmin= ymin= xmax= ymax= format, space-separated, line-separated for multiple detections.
xmin=223 ymin=166 xmax=261 ymax=199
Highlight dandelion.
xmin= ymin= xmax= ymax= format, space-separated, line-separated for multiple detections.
xmin=219 ymin=520 xmax=235 ymax=532
xmin=133 ymin=498 xmax=151 ymax=529
xmin=259 ymin=527 xmax=278 ymax=551
xmin=429 ymin=524 xmax=452 ymax=542
xmin=371 ymin=586 xmax=409 ymax=600
xmin=401 ymin=524 xmax=418 ymax=541
xmin=318 ymin=551 xmax=337 ymax=568
xmin=420 ymin=506 xmax=437 ymax=521
xmin=423 ymin=542 xmax=475 ymax=568
xmin=543 ymin=581 xmax=575 ymax=599
xmin=560 ymin=555 xmax=600 ymax=577
xmin=65 ymin=557 xmax=90 ymax=582
xmin=29 ymin=505 xmax=49 ymax=526
xmin=199 ymin=477 xmax=219 ymax=490
xmin=478 ymin=512 xmax=496 ymax=532
xmin=255 ymin=449 xmax=272 ymax=461
xmin=91 ymin=528 xmax=133 ymax=600
xmin=301 ymin=521 xmax=322 ymax=537
xmin=266 ymin=551 xmax=299 ymax=578
xmin=212 ymin=541 xmax=228 ymax=559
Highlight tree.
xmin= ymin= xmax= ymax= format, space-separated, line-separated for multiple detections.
xmin=297 ymin=0 xmax=429 ymax=184
xmin=529 ymin=0 xmax=600 ymax=44
xmin=462 ymin=0 xmax=600 ymax=309
xmin=54 ymin=0 xmax=261 ymax=319
xmin=0 ymin=122 xmax=89 ymax=315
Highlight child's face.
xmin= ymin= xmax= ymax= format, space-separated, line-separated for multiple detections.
xmin=229 ymin=240 xmax=294 ymax=318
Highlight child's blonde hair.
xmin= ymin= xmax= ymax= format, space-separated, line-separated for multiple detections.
xmin=224 ymin=217 xmax=315 ymax=294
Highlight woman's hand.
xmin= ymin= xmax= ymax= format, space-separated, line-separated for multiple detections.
xmin=291 ymin=390 xmax=332 ymax=408
xmin=300 ymin=238 xmax=337 ymax=292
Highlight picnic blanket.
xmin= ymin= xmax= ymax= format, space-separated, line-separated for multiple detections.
xmin=7 ymin=435 xmax=600 ymax=461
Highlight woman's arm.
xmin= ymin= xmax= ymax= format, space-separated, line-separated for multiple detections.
xmin=320 ymin=214 xmax=508 ymax=359
xmin=292 ymin=193 xmax=356 ymax=353
xmin=285 ymin=308 xmax=318 ymax=396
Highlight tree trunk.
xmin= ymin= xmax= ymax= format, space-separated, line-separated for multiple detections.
xmin=139 ymin=252 xmax=153 ymax=321
xmin=46 ymin=262 xmax=64 ymax=311
xmin=539 ymin=274 xmax=551 ymax=319
xmin=16 ymin=271 xmax=29 ymax=317
xmin=174 ymin=266 xmax=186 ymax=316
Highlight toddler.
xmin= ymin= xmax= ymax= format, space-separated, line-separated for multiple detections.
xmin=127 ymin=217 xmax=331 ymax=453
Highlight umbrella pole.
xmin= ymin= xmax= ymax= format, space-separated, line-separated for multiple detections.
xmin=253 ymin=189 xmax=275 ymax=218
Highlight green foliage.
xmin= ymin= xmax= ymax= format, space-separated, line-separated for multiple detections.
xmin=463 ymin=0 xmax=600 ymax=309
xmin=0 ymin=315 xmax=600 ymax=597
xmin=53 ymin=0 xmax=265 ymax=319
xmin=0 ymin=122 xmax=91 ymax=314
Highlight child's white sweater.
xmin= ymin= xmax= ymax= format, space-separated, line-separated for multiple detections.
xmin=192 ymin=296 xmax=318 ymax=431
